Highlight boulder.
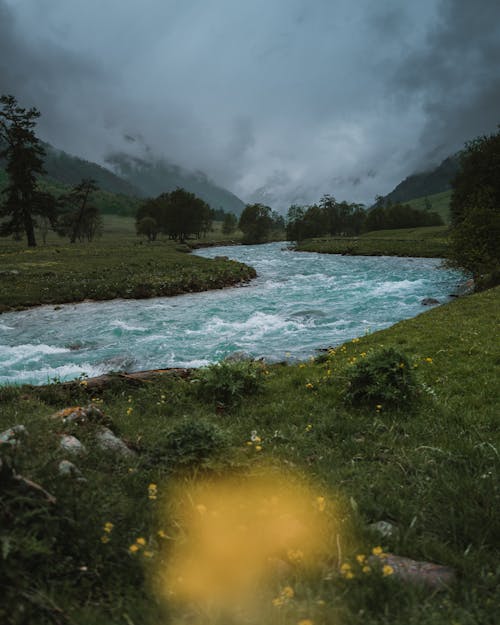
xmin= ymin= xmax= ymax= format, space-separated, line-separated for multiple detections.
xmin=51 ymin=404 xmax=111 ymax=427
xmin=0 ymin=425 xmax=27 ymax=446
xmin=59 ymin=435 xmax=86 ymax=455
xmin=58 ymin=460 xmax=84 ymax=479
xmin=371 ymin=553 xmax=456 ymax=590
xmin=95 ymin=427 xmax=135 ymax=457
xmin=369 ymin=520 xmax=397 ymax=538
xmin=421 ymin=297 xmax=440 ymax=306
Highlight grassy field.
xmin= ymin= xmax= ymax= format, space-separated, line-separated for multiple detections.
xmin=0 ymin=218 xmax=254 ymax=313
xmin=1 ymin=284 xmax=499 ymax=624
xmin=296 ymin=225 xmax=450 ymax=258
xmin=408 ymin=190 xmax=452 ymax=224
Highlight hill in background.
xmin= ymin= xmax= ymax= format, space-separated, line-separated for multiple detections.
xmin=1 ymin=140 xmax=247 ymax=217
xmin=106 ymin=152 xmax=246 ymax=216
xmin=377 ymin=154 xmax=461 ymax=224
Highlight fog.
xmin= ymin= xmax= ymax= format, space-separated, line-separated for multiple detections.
xmin=1 ymin=0 xmax=499 ymax=208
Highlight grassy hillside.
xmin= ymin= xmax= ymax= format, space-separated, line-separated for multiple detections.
xmin=1 ymin=285 xmax=498 ymax=624
xmin=407 ymin=190 xmax=452 ymax=224
xmin=382 ymin=156 xmax=459 ymax=207
xmin=0 ymin=167 xmax=142 ymax=217
xmin=297 ymin=225 xmax=450 ymax=258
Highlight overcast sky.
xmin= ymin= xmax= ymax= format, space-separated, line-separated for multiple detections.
xmin=1 ymin=0 xmax=499 ymax=209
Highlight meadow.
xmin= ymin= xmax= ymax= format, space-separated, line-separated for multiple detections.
xmin=0 ymin=217 xmax=253 ymax=313
xmin=296 ymin=225 xmax=450 ymax=258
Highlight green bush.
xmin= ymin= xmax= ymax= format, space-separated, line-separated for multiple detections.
xmin=147 ymin=420 xmax=229 ymax=469
xmin=344 ymin=347 xmax=418 ymax=408
xmin=194 ymin=360 xmax=264 ymax=406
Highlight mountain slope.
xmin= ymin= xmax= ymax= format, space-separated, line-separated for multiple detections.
xmin=383 ymin=155 xmax=460 ymax=206
xmin=106 ymin=153 xmax=246 ymax=216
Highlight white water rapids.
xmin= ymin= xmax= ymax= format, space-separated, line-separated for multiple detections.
xmin=0 ymin=242 xmax=464 ymax=385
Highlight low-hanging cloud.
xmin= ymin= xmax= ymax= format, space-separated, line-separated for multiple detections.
xmin=1 ymin=0 xmax=499 ymax=209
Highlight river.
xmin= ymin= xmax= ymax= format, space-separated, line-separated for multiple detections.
xmin=0 ymin=242 xmax=464 ymax=385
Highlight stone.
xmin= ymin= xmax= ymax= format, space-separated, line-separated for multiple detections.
xmin=224 ymin=351 xmax=252 ymax=363
xmin=59 ymin=434 xmax=86 ymax=455
xmin=421 ymin=297 xmax=440 ymax=306
xmin=369 ymin=520 xmax=397 ymax=538
xmin=372 ymin=553 xmax=456 ymax=590
xmin=58 ymin=460 xmax=82 ymax=477
xmin=0 ymin=425 xmax=27 ymax=446
xmin=51 ymin=404 xmax=110 ymax=427
xmin=95 ymin=427 xmax=135 ymax=456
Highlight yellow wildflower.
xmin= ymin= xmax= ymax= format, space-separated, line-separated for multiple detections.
xmin=157 ymin=530 xmax=168 ymax=539
xmin=272 ymin=597 xmax=284 ymax=607
xmin=129 ymin=544 xmax=139 ymax=553
xmin=362 ymin=565 xmax=372 ymax=574
xmin=136 ymin=537 xmax=146 ymax=546
xmin=100 ymin=535 xmax=110 ymax=544
xmin=255 ymin=445 xmax=263 ymax=452
xmin=299 ymin=363 xmax=306 ymax=368
xmin=143 ymin=550 xmax=154 ymax=558
xmin=352 ymin=338 xmax=360 ymax=343
xmin=382 ymin=564 xmax=394 ymax=576
xmin=103 ymin=522 xmax=114 ymax=533
xmin=148 ymin=483 xmax=158 ymax=500
xmin=287 ymin=549 xmax=304 ymax=564
xmin=372 ymin=546 xmax=384 ymax=557
xmin=356 ymin=554 xmax=366 ymax=565
xmin=282 ymin=586 xmax=294 ymax=599
xmin=305 ymin=423 xmax=313 ymax=432
xmin=298 ymin=620 xmax=314 ymax=625
xmin=126 ymin=407 xmax=133 ymax=415
xmin=425 ymin=357 xmax=433 ymax=363
xmin=305 ymin=382 xmax=314 ymax=390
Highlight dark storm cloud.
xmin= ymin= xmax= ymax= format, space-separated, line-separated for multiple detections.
xmin=394 ymin=0 xmax=500 ymax=169
xmin=1 ymin=0 xmax=498 ymax=208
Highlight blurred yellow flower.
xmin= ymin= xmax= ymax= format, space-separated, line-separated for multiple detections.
xmin=316 ymin=496 xmax=326 ymax=512
xmin=382 ymin=564 xmax=394 ymax=576
xmin=136 ymin=537 xmax=146 ymax=546
xmin=129 ymin=544 xmax=139 ymax=553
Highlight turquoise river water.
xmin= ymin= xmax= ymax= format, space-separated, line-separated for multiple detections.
xmin=0 ymin=242 xmax=464 ymax=385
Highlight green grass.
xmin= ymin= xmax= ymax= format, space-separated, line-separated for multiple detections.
xmin=296 ymin=225 xmax=450 ymax=257
xmin=1 ymin=286 xmax=499 ymax=624
xmin=0 ymin=226 xmax=255 ymax=312
xmin=407 ymin=190 xmax=453 ymax=224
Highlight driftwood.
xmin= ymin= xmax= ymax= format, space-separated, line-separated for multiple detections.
xmin=61 ymin=368 xmax=192 ymax=391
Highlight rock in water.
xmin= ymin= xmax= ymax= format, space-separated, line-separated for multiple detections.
xmin=421 ymin=297 xmax=440 ymax=306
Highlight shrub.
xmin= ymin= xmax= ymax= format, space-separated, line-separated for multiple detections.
xmin=147 ymin=420 xmax=229 ymax=469
xmin=344 ymin=347 xmax=417 ymax=408
xmin=194 ymin=360 xmax=264 ymax=406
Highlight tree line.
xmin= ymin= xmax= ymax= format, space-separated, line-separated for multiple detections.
xmin=285 ymin=195 xmax=443 ymax=242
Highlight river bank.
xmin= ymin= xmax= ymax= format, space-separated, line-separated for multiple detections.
xmin=1 ymin=284 xmax=498 ymax=625
xmin=0 ymin=239 xmax=256 ymax=314
xmin=295 ymin=226 xmax=450 ymax=258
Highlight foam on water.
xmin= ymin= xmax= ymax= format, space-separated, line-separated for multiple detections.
xmin=0 ymin=243 xmax=465 ymax=385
